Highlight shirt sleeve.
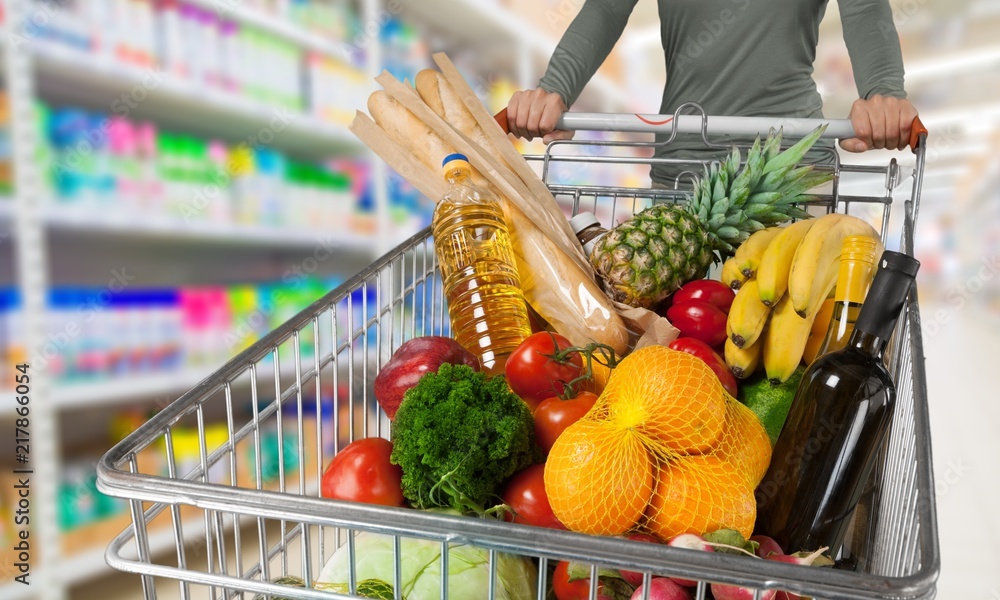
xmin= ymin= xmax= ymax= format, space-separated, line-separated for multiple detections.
xmin=839 ymin=0 xmax=908 ymax=99
xmin=537 ymin=0 xmax=639 ymax=107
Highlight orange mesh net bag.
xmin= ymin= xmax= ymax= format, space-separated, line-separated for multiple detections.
xmin=544 ymin=346 xmax=772 ymax=539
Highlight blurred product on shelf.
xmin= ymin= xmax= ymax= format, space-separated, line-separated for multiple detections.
xmin=23 ymin=0 xmax=376 ymax=120
xmin=58 ymin=458 xmax=127 ymax=532
xmin=0 ymin=288 xmax=25 ymax=388
xmin=0 ymin=91 xmax=11 ymax=195
xmin=38 ymin=101 xmax=369 ymax=231
xmin=0 ymin=276 xmax=352 ymax=386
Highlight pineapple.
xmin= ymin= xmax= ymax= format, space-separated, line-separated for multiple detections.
xmin=591 ymin=125 xmax=833 ymax=308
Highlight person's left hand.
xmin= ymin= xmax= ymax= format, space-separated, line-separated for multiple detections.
xmin=840 ymin=95 xmax=919 ymax=152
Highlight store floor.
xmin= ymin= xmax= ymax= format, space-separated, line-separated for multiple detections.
xmin=72 ymin=300 xmax=999 ymax=600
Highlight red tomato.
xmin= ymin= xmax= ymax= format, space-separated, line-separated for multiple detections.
xmin=668 ymin=338 xmax=739 ymax=398
xmin=501 ymin=464 xmax=566 ymax=529
xmin=321 ymin=438 xmax=404 ymax=507
xmin=553 ymin=560 xmax=607 ymax=600
xmin=666 ymin=300 xmax=729 ymax=348
xmin=673 ymin=279 xmax=736 ymax=313
xmin=505 ymin=332 xmax=584 ymax=409
xmin=533 ymin=391 xmax=598 ymax=454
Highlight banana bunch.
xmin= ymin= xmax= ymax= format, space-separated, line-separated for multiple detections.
xmin=725 ymin=213 xmax=881 ymax=383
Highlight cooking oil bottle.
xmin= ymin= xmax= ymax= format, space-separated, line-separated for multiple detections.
xmin=432 ymin=154 xmax=531 ymax=374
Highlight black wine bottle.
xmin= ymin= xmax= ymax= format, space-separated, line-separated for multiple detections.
xmin=754 ymin=251 xmax=920 ymax=558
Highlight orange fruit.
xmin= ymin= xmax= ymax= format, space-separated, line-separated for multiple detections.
xmin=545 ymin=419 xmax=654 ymax=536
xmin=712 ymin=400 xmax=773 ymax=486
xmin=603 ymin=347 xmax=726 ymax=455
xmin=645 ymin=455 xmax=756 ymax=540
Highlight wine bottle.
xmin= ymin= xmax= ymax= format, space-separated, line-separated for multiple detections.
xmin=815 ymin=236 xmax=878 ymax=358
xmin=754 ymin=251 xmax=920 ymax=558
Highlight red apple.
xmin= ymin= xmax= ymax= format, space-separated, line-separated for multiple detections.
xmin=373 ymin=336 xmax=479 ymax=419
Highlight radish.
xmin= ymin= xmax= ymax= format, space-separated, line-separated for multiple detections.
xmin=764 ymin=548 xmax=832 ymax=599
xmin=629 ymin=577 xmax=692 ymax=600
xmin=710 ymin=582 xmax=776 ymax=600
xmin=665 ymin=534 xmax=713 ymax=587
xmin=750 ymin=534 xmax=784 ymax=558
xmin=619 ymin=533 xmax=662 ymax=587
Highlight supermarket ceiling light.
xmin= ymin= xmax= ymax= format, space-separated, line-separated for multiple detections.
xmin=906 ymin=45 xmax=1000 ymax=82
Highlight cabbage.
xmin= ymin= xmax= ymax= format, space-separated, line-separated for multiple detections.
xmin=317 ymin=529 xmax=537 ymax=600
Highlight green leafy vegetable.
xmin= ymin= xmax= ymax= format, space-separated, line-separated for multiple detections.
xmin=390 ymin=363 xmax=540 ymax=513
xmin=318 ymin=520 xmax=537 ymax=600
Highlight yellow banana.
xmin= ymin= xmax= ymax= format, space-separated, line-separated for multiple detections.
xmin=725 ymin=337 xmax=762 ymax=379
xmin=764 ymin=294 xmax=821 ymax=384
xmin=803 ymin=298 xmax=836 ymax=365
xmin=788 ymin=214 xmax=880 ymax=318
xmin=734 ymin=227 xmax=783 ymax=278
xmin=721 ymin=257 xmax=748 ymax=291
xmin=756 ymin=218 xmax=819 ymax=307
xmin=727 ymin=280 xmax=771 ymax=349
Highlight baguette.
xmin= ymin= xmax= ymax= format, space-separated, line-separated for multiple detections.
xmin=412 ymin=69 xmax=629 ymax=355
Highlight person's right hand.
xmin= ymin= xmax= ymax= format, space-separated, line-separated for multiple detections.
xmin=506 ymin=88 xmax=575 ymax=144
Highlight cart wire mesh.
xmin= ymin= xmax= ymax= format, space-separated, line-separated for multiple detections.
xmin=98 ymin=121 xmax=938 ymax=600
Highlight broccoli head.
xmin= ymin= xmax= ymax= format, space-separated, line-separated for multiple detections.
xmin=389 ymin=363 xmax=540 ymax=513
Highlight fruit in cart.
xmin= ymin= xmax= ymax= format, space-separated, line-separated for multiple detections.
xmin=321 ymin=438 xmax=404 ymax=507
xmin=665 ymin=534 xmax=714 ymax=587
xmin=629 ymin=577 xmax=692 ymax=600
xmin=552 ymin=560 xmax=637 ymax=600
xmin=666 ymin=300 xmax=729 ymax=348
xmin=645 ymin=455 xmax=756 ymax=540
xmin=318 ymin=515 xmax=538 ymax=600
xmin=727 ymin=280 xmax=772 ymax=349
xmin=505 ymin=332 xmax=585 ymax=409
xmin=762 ymin=295 xmax=821 ymax=384
xmin=589 ymin=126 xmax=830 ymax=308
xmin=253 ymin=577 xmax=398 ymax=600
xmin=722 ymin=257 xmax=748 ymax=290
xmin=712 ymin=401 xmax=773 ymax=486
xmin=738 ymin=367 xmax=805 ymax=445
xmin=545 ymin=419 xmax=655 ymax=535
xmin=667 ymin=338 xmax=739 ymax=398
xmin=500 ymin=463 xmax=566 ymax=529
xmin=389 ymin=364 xmax=539 ymax=513
xmin=374 ymin=336 xmax=479 ymax=420
xmin=546 ymin=347 xmax=770 ymax=540
xmin=671 ymin=279 xmax=736 ymax=313
xmin=711 ymin=581 xmax=777 ymax=600
xmin=724 ymin=337 xmax=762 ymax=380
xmin=787 ymin=214 xmax=881 ymax=317
xmin=734 ymin=227 xmax=783 ymax=278
xmin=533 ymin=390 xmax=599 ymax=454
xmin=756 ymin=219 xmax=818 ymax=306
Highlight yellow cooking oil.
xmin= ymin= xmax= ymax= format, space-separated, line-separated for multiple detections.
xmin=432 ymin=154 xmax=531 ymax=374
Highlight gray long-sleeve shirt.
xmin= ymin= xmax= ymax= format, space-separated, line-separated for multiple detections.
xmin=538 ymin=0 xmax=907 ymax=185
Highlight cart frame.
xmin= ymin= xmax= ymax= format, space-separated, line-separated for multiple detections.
xmin=97 ymin=106 xmax=938 ymax=600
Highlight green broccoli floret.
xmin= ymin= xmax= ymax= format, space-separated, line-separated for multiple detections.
xmin=390 ymin=363 xmax=539 ymax=514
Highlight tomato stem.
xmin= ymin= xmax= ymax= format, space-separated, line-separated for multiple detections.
xmin=557 ymin=342 xmax=620 ymax=399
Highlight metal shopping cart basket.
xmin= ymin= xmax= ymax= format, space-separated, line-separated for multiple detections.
xmin=97 ymin=108 xmax=939 ymax=600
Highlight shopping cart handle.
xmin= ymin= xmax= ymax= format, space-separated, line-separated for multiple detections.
xmin=495 ymin=109 xmax=928 ymax=152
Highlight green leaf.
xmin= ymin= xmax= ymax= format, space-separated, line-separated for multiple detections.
xmin=756 ymin=164 xmax=796 ymax=193
xmin=778 ymin=170 xmax=835 ymax=198
xmin=744 ymin=203 xmax=775 ymax=219
xmin=727 ymin=146 xmax=742 ymax=180
xmin=762 ymin=127 xmax=783 ymax=162
xmin=762 ymin=123 xmax=829 ymax=175
xmin=716 ymin=225 xmax=741 ymax=241
xmin=744 ymin=219 xmax=766 ymax=232
xmin=708 ymin=213 xmax=727 ymax=230
xmin=724 ymin=210 xmax=748 ymax=227
xmin=711 ymin=197 xmax=732 ymax=216
xmin=703 ymin=529 xmax=760 ymax=556
xmin=745 ymin=191 xmax=782 ymax=207
xmin=712 ymin=176 xmax=728 ymax=203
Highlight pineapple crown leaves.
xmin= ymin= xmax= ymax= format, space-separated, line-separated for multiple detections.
xmin=684 ymin=124 xmax=831 ymax=254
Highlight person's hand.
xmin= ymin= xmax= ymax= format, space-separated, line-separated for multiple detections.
xmin=840 ymin=95 xmax=919 ymax=152
xmin=506 ymin=88 xmax=575 ymax=144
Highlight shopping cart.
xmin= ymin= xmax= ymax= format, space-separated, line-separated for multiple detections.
xmin=97 ymin=107 xmax=938 ymax=600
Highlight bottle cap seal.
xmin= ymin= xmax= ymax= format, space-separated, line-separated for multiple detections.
xmin=569 ymin=212 xmax=600 ymax=234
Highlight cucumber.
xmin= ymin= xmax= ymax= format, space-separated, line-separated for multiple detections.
xmin=739 ymin=366 xmax=806 ymax=445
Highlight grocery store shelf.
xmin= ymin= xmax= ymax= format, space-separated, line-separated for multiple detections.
xmin=185 ymin=0 xmax=348 ymax=60
xmin=29 ymin=41 xmax=366 ymax=160
xmin=42 ymin=205 xmax=376 ymax=253
xmin=52 ymin=368 xmax=215 ymax=410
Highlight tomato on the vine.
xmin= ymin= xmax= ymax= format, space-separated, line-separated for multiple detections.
xmin=501 ymin=464 xmax=565 ymax=530
xmin=534 ymin=391 xmax=598 ymax=454
xmin=553 ymin=560 xmax=607 ymax=600
xmin=320 ymin=438 xmax=404 ymax=507
xmin=505 ymin=332 xmax=584 ymax=410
